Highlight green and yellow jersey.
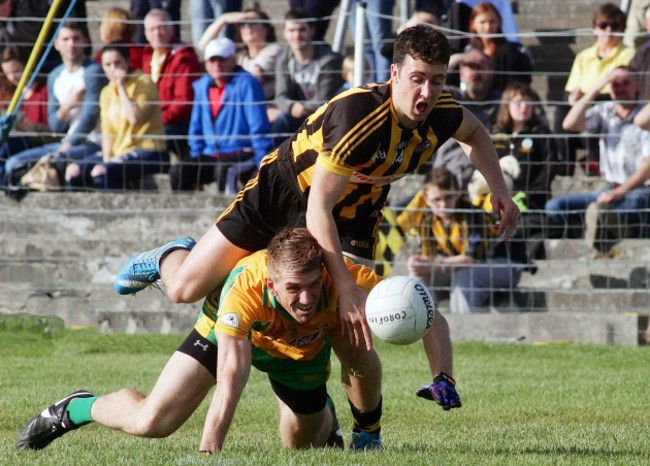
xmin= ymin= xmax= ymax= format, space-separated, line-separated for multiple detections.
xmin=195 ymin=250 xmax=379 ymax=361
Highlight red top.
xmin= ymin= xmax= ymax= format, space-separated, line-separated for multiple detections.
xmin=22 ymin=81 xmax=48 ymax=126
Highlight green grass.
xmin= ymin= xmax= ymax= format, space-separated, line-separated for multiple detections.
xmin=1 ymin=328 xmax=648 ymax=465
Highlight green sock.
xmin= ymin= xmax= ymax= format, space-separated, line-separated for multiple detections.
xmin=66 ymin=396 xmax=98 ymax=426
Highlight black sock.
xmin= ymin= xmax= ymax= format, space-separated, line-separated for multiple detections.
xmin=349 ymin=396 xmax=382 ymax=435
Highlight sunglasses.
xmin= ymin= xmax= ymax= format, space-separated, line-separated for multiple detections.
xmin=240 ymin=22 xmax=260 ymax=28
xmin=594 ymin=21 xmax=622 ymax=30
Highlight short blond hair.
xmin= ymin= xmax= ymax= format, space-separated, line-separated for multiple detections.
xmin=267 ymin=228 xmax=323 ymax=280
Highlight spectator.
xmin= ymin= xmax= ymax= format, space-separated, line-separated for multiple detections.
xmin=0 ymin=0 xmax=89 ymax=71
xmin=190 ymin=0 xmax=242 ymax=46
xmin=634 ymin=101 xmax=650 ymax=129
xmin=460 ymin=0 xmax=521 ymax=43
xmin=65 ymin=43 xmax=168 ymax=191
xmin=170 ymin=38 xmax=272 ymax=193
xmin=554 ymin=3 xmax=635 ymax=176
xmin=141 ymin=9 xmax=202 ymax=160
xmin=339 ymin=54 xmax=371 ymax=92
xmin=197 ymin=6 xmax=282 ymax=100
xmin=131 ymin=0 xmax=182 ymax=45
xmin=347 ymin=0 xmax=394 ymax=83
xmin=450 ymin=2 xmax=532 ymax=92
xmin=546 ymin=67 xmax=650 ymax=252
xmin=405 ymin=166 xmax=526 ymax=313
xmin=93 ymin=7 xmax=144 ymax=71
xmin=623 ymin=0 xmax=650 ymax=48
xmin=491 ymin=82 xmax=559 ymax=261
xmin=288 ymin=0 xmax=341 ymax=42
xmin=0 ymin=46 xmax=51 ymax=186
xmin=380 ymin=9 xmax=440 ymax=63
xmin=2 ymin=23 xmax=106 ymax=193
xmin=629 ymin=7 xmax=650 ymax=102
xmin=270 ymin=8 xmax=345 ymax=146
xmin=434 ymin=48 xmax=502 ymax=190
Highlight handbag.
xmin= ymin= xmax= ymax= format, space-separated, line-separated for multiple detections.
xmin=20 ymin=153 xmax=62 ymax=192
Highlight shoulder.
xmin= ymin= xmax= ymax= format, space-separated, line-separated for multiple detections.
xmin=82 ymin=59 xmax=103 ymax=73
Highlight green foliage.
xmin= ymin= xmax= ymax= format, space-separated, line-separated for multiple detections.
xmin=1 ymin=329 xmax=648 ymax=465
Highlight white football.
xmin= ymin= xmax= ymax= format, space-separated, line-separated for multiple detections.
xmin=365 ymin=276 xmax=436 ymax=345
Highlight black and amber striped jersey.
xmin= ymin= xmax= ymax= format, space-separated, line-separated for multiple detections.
xmin=276 ymin=82 xmax=465 ymax=220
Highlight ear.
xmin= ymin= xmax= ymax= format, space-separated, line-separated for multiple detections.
xmin=265 ymin=277 xmax=277 ymax=296
xmin=390 ymin=63 xmax=398 ymax=81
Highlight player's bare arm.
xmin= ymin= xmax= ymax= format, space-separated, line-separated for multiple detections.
xmin=306 ymin=164 xmax=374 ymax=351
xmin=456 ymin=108 xmax=520 ymax=239
xmin=199 ymin=334 xmax=251 ymax=453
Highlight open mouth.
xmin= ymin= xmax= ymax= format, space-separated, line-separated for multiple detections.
xmin=415 ymin=101 xmax=429 ymax=114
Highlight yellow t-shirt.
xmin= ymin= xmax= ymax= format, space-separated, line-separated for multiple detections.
xmin=196 ymin=250 xmax=379 ymax=361
xmin=100 ymin=71 xmax=166 ymax=157
xmin=564 ymin=43 xmax=635 ymax=94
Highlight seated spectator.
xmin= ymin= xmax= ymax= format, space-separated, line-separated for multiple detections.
xmin=197 ymin=6 xmax=282 ymax=100
xmin=93 ymin=7 xmax=144 ymax=71
xmin=404 ymin=166 xmax=527 ymax=313
xmin=449 ymin=2 xmax=532 ymax=92
xmin=65 ymin=44 xmax=168 ymax=191
xmin=554 ymin=3 xmax=635 ymax=176
xmin=339 ymin=54 xmax=371 ymax=92
xmin=380 ymin=9 xmax=440 ymax=64
xmin=270 ymin=8 xmax=345 ymax=147
xmin=190 ymin=0 xmax=242 ymax=46
xmin=131 ymin=0 xmax=182 ymax=46
xmin=491 ymin=82 xmax=559 ymax=261
xmin=141 ymin=8 xmax=203 ymax=160
xmin=634 ymin=101 xmax=650 ymax=130
xmin=170 ymin=38 xmax=272 ymax=193
xmin=629 ymin=7 xmax=650 ymax=102
xmin=0 ymin=46 xmax=52 ymax=185
xmin=288 ymin=0 xmax=341 ymax=42
xmin=546 ymin=67 xmax=650 ymax=252
xmin=2 ymin=23 xmax=106 ymax=193
xmin=434 ymin=48 xmax=502 ymax=189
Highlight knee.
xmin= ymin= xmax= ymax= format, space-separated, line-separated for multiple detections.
xmin=164 ymin=281 xmax=199 ymax=304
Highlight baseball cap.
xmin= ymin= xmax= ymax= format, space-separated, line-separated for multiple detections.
xmin=204 ymin=38 xmax=236 ymax=60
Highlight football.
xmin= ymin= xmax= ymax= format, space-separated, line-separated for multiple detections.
xmin=365 ymin=275 xmax=436 ymax=345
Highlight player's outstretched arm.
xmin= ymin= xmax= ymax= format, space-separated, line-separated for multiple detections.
xmin=416 ymin=310 xmax=462 ymax=410
xmin=456 ymin=108 xmax=520 ymax=239
xmin=199 ymin=334 xmax=251 ymax=454
xmin=306 ymin=164 xmax=373 ymax=351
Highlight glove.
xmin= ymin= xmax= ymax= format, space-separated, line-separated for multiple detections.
xmin=416 ymin=373 xmax=462 ymax=410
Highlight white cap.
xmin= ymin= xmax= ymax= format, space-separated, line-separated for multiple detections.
xmin=204 ymin=38 xmax=236 ymax=60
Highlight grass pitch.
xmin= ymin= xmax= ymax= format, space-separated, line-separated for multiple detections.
xmin=1 ymin=328 xmax=648 ymax=465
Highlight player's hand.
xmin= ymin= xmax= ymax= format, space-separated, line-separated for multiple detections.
xmin=491 ymin=193 xmax=520 ymax=240
xmin=416 ymin=373 xmax=462 ymax=410
xmin=338 ymin=284 xmax=373 ymax=351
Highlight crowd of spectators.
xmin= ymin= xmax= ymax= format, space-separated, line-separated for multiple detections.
xmin=2 ymin=1 xmax=650 ymax=308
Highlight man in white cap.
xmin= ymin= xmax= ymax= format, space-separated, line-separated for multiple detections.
xmin=169 ymin=37 xmax=273 ymax=192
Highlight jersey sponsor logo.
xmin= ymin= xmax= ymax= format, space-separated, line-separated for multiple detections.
xmin=350 ymin=171 xmax=408 ymax=185
xmin=414 ymin=139 xmax=432 ymax=153
xmin=220 ymin=312 xmax=240 ymax=329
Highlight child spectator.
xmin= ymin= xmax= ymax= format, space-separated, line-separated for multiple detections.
xmin=65 ymin=43 xmax=168 ymax=190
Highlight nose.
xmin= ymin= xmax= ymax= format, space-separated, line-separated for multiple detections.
xmin=299 ymin=290 xmax=313 ymax=306
xmin=420 ymin=83 xmax=432 ymax=99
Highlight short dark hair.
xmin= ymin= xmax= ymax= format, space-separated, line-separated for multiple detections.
xmin=285 ymin=8 xmax=313 ymax=26
xmin=60 ymin=20 xmax=89 ymax=38
xmin=101 ymin=42 xmax=131 ymax=66
xmin=393 ymin=24 xmax=450 ymax=67
xmin=593 ymin=3 xmax=626 ymax=28
xmin=423 ymin=166 xmax=459 ymax=191
xmin=267 ymin=228 xmax=323 ymax=280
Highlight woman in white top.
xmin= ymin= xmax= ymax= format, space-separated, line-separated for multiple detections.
xmin=198 ymin=6 xmax=281 ymax=100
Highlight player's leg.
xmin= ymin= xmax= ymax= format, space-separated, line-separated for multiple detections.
xmin=91 ymin=351 xmax=214 ymax=437
xmin=330 ymin=330 xmax=383 ymax=450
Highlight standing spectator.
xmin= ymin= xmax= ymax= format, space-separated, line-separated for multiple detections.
xmin=170 ymin=38 xmax=272 ymax=192
xmin=554 ymin=3 xmax=634 ymax=176
xmin=406 ymin=166 xmax=526 ymax=313
xmin=142 ymin=9 xmax=202 ymax=160
xmin=94 ymin=7 xmax=144 ymax=71
xmin=629 ymin=7 xmax=650 ymax=102
xmin=451 ymin=2 xmax=531 ymax=93
xmin=197 ymin=6 xmax=282 ymax=100
xmin=131 ymin=0 xmax=182 ymax=45
xmin=2 ymin=23 xmax=106 ymax=192
xmin=0 ymin=46 xmax=51 ymax=186
xmin=289 ymin=1 xmax=341 ymax=42
xmin=270 ymin=8 xmax=345 ymax=146
xmin=347 ymin=0 xmax=394 ymax=83
xmin=65 ymin=44 xmax=168 ymax=191
xmin=546 ymin=67 xmax=650 ymax=252
xmin=190 ymin=0 xmax=242 ymax=46
xmin=492 ymin=82 xmax=559 ymax=261
xmin=460 ymin=0 xmax=520 ymax=43
xmin=623 ymin=0 xmax=650 ymax=48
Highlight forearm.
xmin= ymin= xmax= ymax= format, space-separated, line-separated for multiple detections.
xmin=563 ymin=78 xmax=606 ymax=132
xmin=634 ymin=102 xmax=650 ymax=131
xmin=199 ymin=378 xmax=245 ymax=452
xmin=102 ymin=136 xmax=114 ymax=162
xmin=617 ymin=157 xmax=650 ymax=194
xmin=422 ymin=310 xmax=453 ymax=377
xmin=118 ymin=85 xmax=140 ymax=125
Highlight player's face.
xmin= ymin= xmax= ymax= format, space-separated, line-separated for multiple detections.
xmin=391 ymin=55 xmax=447 ymax=128
xmin=267 ymin=267 xmax=324 ymax=324
xmin=423 ymin=185 xmax=460 ymax=224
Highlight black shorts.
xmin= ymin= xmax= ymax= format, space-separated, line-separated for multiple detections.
xmin=216 ymin=156 xmax=381 ymax=259
xmin=176 ymin=329 xmax=326 ymax=414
